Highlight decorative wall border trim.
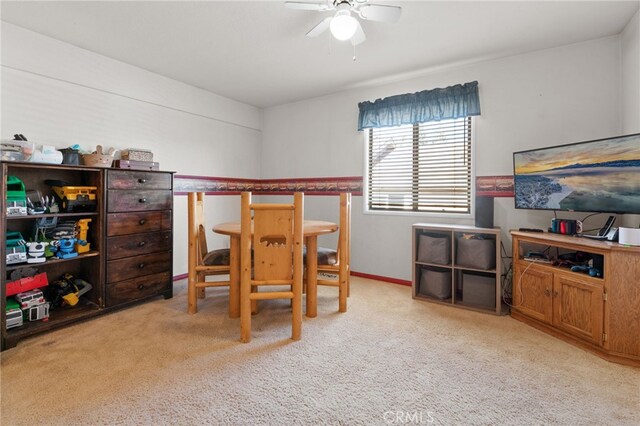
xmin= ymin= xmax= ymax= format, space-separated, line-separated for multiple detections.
xmin=476 ymin=175 xmax=514 ymax=197
xmin=175 ymin=174 xmax=513 ymax=198
xmin=175 ymin=175 xmax=363 ymax=196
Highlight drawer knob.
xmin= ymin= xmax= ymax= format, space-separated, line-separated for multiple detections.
xmin=138 ymin=284 xmax=145 ymax=290
xmin=139 ymin=219 xmax=147 ymax=225
xmin=544 ymin=289 xmax=551 ymax=297
xmin=138 ymin=263 xmax=145 ymax=269
xmin=138 ymin=178 xmax=148 ymax=184
xmin=139 ymin=198 xmax=147 ymax=203
xmin=138 ymin=241 xmax=146 ymax=247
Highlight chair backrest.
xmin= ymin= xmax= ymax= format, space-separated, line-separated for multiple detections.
xmin=241 ymin=192 xmax=303 ymax=283
xmin=338 ymin=193 xmax=351 ymax=268
xmin=188 ymin=192 xmax=209 ymax=267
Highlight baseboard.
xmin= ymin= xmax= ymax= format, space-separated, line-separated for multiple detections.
xmin=350 ymin=271 xmax=412 ymax=287
xmin=173 ymin=273 xmax=188 ymax=281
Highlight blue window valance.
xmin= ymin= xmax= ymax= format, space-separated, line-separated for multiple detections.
xmin=357 ymin=81 xmax=481 ymax=130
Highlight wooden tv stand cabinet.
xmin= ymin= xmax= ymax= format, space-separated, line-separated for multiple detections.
xmin=511 ymin=231 xmax=640 ymax=367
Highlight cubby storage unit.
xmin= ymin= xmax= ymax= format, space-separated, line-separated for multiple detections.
xmin=511 ymin=230 xmax=640 ymax=367
xmin=1 ymin=161 xmax=174 ymax=350
xmin=412 ymin=223 xmax=505 ymax=315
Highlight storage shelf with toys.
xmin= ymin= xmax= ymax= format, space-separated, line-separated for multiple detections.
xmin=5 ymin=251 xmax=100 ymax=272
xmin=2 ymin=160 xmax=103 ymax=349
xmin=7 ymin=212 xmax=99 ymax=221
xmin=2 ymin=159 xmax=174 ymax=350
xmin=4 ymin=298 xmax=101 ymax=348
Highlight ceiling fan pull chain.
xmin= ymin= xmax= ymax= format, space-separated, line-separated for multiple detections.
xmin=353 ymin=44 xmax=357 ymax=61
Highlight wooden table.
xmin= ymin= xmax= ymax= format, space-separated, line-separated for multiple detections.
xmin=213 ymin=220 xmax=338 ymax=318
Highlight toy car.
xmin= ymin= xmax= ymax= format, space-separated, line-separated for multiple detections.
xmin=50 ymin=185 xmax=97 ymax=212
xmin=23 ymin=302 xmax=50 ymax=322
xmin=6 ymin=231 xmax=27 ymax=264
xmin=15 ymin=289 xmax=46 ymax=309
xmin=6 ymin=176 xmax=27 ymax=216
xmin=5 ymin=299 xmax=24 ymax=330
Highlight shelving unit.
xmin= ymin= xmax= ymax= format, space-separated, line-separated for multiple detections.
xmin=511 ymin=230 xmax=640 ymax=366
xmin=1 ymin=161 xmax=173 ymax=350
xmin=412 ymin=223 xmax=506 ymax=315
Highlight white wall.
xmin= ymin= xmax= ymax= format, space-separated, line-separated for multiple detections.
xmin=622 ymin=9 xmax=640 ymax=134
xmin=262 ymin=37 xmax=623 ymax=281
xmin=1 ymin=23 xmax=263 ymax=276
xmin=621 ymin=10 xmax=640 ymax=228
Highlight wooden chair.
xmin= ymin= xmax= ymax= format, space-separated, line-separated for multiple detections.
xmin=240 ymin=192 xmax=304 ymax=343
xmin=187 ymin=192 xmax=231 ymax=314
xmin=316 ymin=192 xmax=351 ymax=312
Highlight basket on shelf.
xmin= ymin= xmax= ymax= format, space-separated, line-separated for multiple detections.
xmin=81 ymin=145 xmax=116 ymax=168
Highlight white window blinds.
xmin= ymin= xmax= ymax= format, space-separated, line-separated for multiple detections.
xmin=367 ymin=116 xmax=472 ymax=213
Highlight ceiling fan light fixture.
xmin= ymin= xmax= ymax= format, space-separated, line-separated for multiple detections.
xmin=330 ymin=10 xmax=358 ymax=41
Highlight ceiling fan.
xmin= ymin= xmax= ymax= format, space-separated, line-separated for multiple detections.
xmin=285 ymin=0 xmax=402 ymax=46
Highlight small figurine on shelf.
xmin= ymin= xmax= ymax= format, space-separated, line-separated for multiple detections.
xmin=25 ymin=241 xmax=49 ymax=263
xmin=50 ymin=238 xmax=87 ymax=259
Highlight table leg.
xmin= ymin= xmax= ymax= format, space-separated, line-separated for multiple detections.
xmin=229 ymin=235 xmax=240 ymax=319
xmin=306 ymin=236 xmax=318 ymax=318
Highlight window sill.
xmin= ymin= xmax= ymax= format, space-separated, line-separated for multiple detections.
xmin=363 ymin=208 xmax=473 ymax=220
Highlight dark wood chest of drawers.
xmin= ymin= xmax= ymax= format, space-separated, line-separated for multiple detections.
xmin=1 ymin=162 xmax=174 ymax=350
xmin=105 ymin=170 xmax=173 ymax=307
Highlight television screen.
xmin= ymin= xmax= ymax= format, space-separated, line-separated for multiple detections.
xmin=513 ymin=133 xmax=640 ymax=214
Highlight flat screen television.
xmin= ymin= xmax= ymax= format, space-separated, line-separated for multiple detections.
xmin=513 ymin=133 xmax=640 ymax=214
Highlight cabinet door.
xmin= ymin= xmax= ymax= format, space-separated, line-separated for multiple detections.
xmin=552 ymin=274 xmax=604 ymax=346
xmin=514 ymin=263 xmax=553 ymax=324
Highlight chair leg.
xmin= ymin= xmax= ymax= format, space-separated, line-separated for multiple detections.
xmin=292 ymin=288 xmax=302 ymax=341
xmin=251 ymin=286 xmax=258 ymax=315
xmin=187 ymin=275 xmax=197 ymax=315
xmin=338 ymin=280 xmax=347 ymax=313
xmin=240 ymin=291 xmax=252 ymax=344
xmin=196 ymin=272 xmax=206 ymax=299
xmin=339 ymin=265 xmax=347 ymax=313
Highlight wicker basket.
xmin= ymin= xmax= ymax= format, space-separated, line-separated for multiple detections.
xmin=82 ymin=145 xmax=116 ymax=168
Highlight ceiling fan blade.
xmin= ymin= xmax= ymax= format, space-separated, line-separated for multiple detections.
xmin=359 ymin=4 xmax=402 ymax=23
xmin=285 ymin=1 xmax=330 ymax=11
xmin=351 ymin=20 xmax=366 ymax=46
xmin=306 ymin=17 xmax=332 ymax=37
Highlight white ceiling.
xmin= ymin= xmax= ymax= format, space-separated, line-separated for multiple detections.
xmin=1 ymin=1 xmax=638 ymax=108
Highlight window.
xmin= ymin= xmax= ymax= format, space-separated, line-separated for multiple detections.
xmin=366 ymin=116 xmax=472 ymax=214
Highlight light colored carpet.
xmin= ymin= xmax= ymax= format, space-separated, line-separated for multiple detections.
xmin=1 ymin=276 xmax=638 ymax=425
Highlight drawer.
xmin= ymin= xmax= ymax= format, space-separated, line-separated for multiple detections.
xmin=107 ymin=170 xmax=171 ymax=190
xmin=107 ymin=251 xmax=171 ymax=283
xmin=107 ymin=211 xmax=172 ymax=236
xmin=108 ymin=189 xmax=172 ymax=212
xmin=106 ymin=271 xmax=172 ymax=307
xmin=107 ymin=231 xmax=172 ymax=260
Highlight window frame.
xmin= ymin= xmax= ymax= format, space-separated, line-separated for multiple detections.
xmin=363 ymin=117 xmax=476 ymax=218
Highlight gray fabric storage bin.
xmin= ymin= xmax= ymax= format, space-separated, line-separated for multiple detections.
xmin=417 ymin=234 xmax=451 ymax=265
xmin=419 ymin=269 xmax=452 ymax=300
xmin=462 ymin=273 xmax=496 ymax=309
xmin=456 ymin=236 xmax=496 ymax=270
